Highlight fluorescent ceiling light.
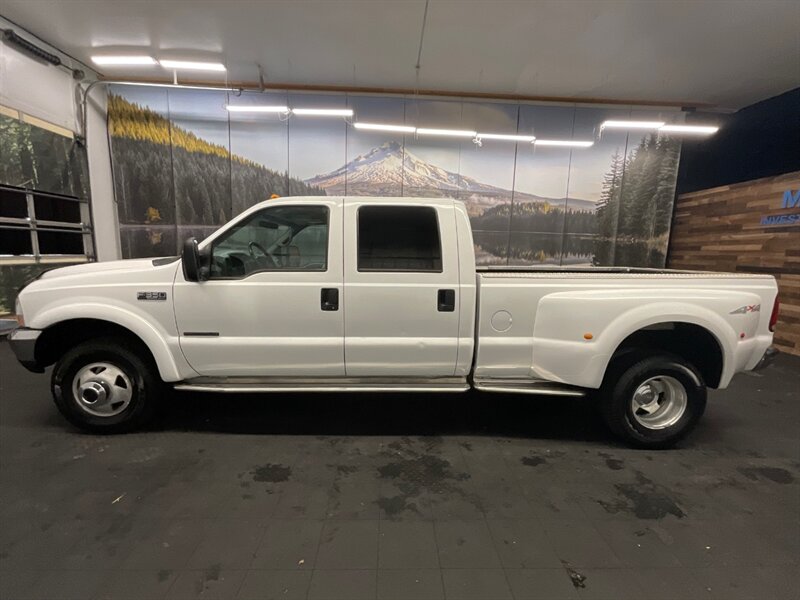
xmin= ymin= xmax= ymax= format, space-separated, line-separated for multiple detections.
xmin=91 ymin=55 xmax=157 ymax=66
xmin=292 ymin=108 xmax=353 ymax=116
xmin=601 ymin=120 xmax=665 ymax=130
xmin=659 ymin=124 xmax=719 ymax=135
xmin=416 ymin=128 xmax=477 ymax=138
xmin=476 ymin=133 xmax=536 ymax=142
xmin=354 ymin=122 xmax=416 ymax=133
xmin=226 ymin=105 xmax=289 ymax=113
xmin=534 ymin=139 xmax=594 ymax=148
xmin=160 ymin=60 xmax=226 ymax=72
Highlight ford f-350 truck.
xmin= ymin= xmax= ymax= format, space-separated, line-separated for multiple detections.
xmin=9 ymin=196 xmax=779 ymax=447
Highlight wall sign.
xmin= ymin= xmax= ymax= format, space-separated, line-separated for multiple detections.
xmin=761 ymin=189 xmax=800 ymax=226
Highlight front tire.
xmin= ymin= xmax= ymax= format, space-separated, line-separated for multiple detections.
xmin=52 ymin=337 xmax=161 ymax=433
xmin=600 ymin=353 xmax=706 ymax=449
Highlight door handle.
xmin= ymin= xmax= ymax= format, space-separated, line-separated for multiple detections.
xmin=321 ymin=288 xmax=339 ymax=311
xmin=438 ymin=289 xmax=455 ymax=312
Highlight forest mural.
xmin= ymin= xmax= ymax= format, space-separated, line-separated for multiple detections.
xmin=107 ymin=86 xmax=683 ymax=266
xmin=0 ymin=111 xmax=90 ymax=314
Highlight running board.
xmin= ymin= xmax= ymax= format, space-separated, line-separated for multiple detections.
xmin=473 ymin=378 xmax=587 ymax=397
xmin=174 ymin=376 xmax=469 ymax=394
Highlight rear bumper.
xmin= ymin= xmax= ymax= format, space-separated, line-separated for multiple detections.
xmin=753 ymin=346 xmax=778 ymax=371
xmin=7 ymin=327 xmax=44 ymax=373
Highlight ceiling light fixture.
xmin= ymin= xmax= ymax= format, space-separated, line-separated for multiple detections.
xmin=416 ymin=128 xmax=477 ymax=138
xmin=354 ymin=122 xmax=416 ymax=133
xmin=292 ymin=108 xmax=354 ymax=117
xmin=534 ymin=140 xmax=594 ymax=148
xmin=159 ymin=59 xmax=226 ymax=72
xmin=476 ymin=133 xmax=536 ymax=142
xmin=91 ymin=55 xmax=157 ymax=66
xmin=601 ymin=120 xmax=665 ymax=130
xmin=659 ymin=124 xmax=719 ymax=135
xmin=225 ymin=105 xmax=289 ymax=113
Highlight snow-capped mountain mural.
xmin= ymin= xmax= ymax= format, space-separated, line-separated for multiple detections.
xmin=306 ymin=142 xmax=597 ymax=215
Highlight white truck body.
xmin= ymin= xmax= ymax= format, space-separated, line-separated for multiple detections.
xmin=10 ymin=196 xmax=779 ymax=445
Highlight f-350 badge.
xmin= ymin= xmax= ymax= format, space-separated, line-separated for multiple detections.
xmin=137 ymin=291 xmax=167 ymax=301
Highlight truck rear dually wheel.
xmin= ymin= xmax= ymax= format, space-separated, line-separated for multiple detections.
xmin=52 ymin=337 xmax=160 ymax=433
xmin=600 ymin=353 xmax=706 ymax=449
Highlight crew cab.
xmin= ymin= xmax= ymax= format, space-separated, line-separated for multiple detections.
xmin=9 ymin=196 xmax=779 ymax=447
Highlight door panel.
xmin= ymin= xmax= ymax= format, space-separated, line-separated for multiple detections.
xmin=173 ymin=199 xmax=344 ymax=377
xmin=343 ymin=199 xmax=460 ymax=377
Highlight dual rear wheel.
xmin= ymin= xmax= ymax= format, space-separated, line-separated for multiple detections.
xmin=51 ymin=340 xmax=706 ymax=447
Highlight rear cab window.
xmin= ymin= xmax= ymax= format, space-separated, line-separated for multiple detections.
xmin=357 ymin=205 xmax=442 ymax=272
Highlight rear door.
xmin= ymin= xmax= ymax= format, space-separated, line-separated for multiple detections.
xmin=343 ymin=198 xmax=461 ymax=377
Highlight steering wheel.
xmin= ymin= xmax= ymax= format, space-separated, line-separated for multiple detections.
xmin=248 ymin=241 xmax=280 ymax=268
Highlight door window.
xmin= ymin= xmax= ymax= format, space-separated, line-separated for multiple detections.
xmin=357 ymin=206 xmax=442 ymax=272
xmin=210 ymin=205 xmax=329 ymax=278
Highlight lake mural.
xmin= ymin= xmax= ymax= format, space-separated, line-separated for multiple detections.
xmin=107 ymin=86 xmax=682 ymax=267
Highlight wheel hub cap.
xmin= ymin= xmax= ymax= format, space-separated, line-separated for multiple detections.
xmin=631 ymin=375 xmax=688 ymax=430
xmin=72 ymin=362 xmax=133 ymax=417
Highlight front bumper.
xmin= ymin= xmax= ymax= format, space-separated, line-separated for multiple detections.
xmin=753 ymin=346 xmax=779 ymax=371
xmin=7 ymin=327 xmax=44 ymax=373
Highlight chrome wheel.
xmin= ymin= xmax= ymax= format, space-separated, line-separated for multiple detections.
xmin=72 ymin=362 xmax=133 ymax=417
xmin=630 ymin=375 xmax=688 ymax=430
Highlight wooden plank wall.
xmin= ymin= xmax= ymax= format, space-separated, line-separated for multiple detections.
xmin=668 ymin=171 xmax=800 ymax=356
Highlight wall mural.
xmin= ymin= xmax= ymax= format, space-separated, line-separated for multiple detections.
xmin=107 ymin=85 xmax=682 ymax=267
xmin=0 ymin=110 xmax=90 ymax=315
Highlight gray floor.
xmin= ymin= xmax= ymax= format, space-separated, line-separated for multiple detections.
xmin=0 ymin=341 xmax=798 ymax=600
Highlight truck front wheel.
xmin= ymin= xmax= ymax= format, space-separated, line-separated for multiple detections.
xmin=51 ymin=337 xmax=160 ymax=433
xmin=600 ymin=353 xmax=706 ymax=449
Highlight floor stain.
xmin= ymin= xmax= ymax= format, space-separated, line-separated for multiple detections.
xmin=738 ymin=466 xmax=794 ymax=484
xmin=377 ymin=455 xmax=469 ymax=487
xmin=598 ymin=452 xmax=625 ymax=471
xmin=157 ymin=569 xmax=172 ymax=583
xmin=561 ymin=560 xmax=587 ymax=588
xmin=250 ymin=463 xmax=292 ymax=483
xmin=376 ymin=494 xmax=420 ymax=517
xmin=597 ymin=471 xmax=685 ymax=519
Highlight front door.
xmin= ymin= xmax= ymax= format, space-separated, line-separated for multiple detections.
xmin=343 ymin=199 xmax=461 ymax=377
xmin=173 ymin=199 xmax=344 ymax=377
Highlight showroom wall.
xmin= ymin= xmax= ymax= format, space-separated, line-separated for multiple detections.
xmin=0 ymin=20 xmax=117 ymax=314
xmin=669 ymin=171 xmax=799 ymax=355
xmin=108 ymin=85 xmax=685 ymax=267
xmin=669 ymin=88 xmax=800 ymax=356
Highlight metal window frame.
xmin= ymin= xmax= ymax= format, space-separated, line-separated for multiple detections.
xmin=0 ymin=184 xmax=94 ymax=265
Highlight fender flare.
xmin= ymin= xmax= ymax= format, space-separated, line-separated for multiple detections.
xmin=31 ymin=303 xmax=190 ymax=381
xmin=595 ymin=301 xmax=734 ymax=386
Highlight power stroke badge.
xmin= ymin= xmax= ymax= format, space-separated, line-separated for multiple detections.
xmin=137 ymin=291 xmax=167 ymax=301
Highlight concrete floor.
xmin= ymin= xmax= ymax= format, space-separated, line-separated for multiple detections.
xmin=0 ymin=340 xmax=798 ymax=600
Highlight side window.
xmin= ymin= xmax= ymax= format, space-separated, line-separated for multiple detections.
xmin=210 ymin=205 xmax=329 ymax=278
xmin=358 ymin=206 xmax=442 ymax=272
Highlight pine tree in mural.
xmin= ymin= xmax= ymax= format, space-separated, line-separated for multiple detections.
xmin=593 ymin=134 xmax=681 ymax=267
xmin=107 ymin=94 xmax=324 ymax=231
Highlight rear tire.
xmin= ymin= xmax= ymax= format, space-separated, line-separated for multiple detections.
xmin=600 ymin=353 xmax=706 ymax=449
xmin=51 ymin=337 xmax=161 ymax=433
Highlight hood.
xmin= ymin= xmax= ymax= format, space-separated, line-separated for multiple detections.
xmin=38 ymin=258 xmax=171 ymax=280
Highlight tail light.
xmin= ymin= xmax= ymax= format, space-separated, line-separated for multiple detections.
xmin=769 ymin=295 xmax=780 ymax=332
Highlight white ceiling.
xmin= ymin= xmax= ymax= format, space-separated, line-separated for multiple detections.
xmin=2 ymin=0 xmax=799 ymax=110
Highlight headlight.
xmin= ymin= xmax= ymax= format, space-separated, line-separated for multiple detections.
xmin=14 ymin=296 xmax=24 ymax=327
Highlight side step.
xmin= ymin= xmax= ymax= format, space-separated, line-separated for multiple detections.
xmin=174 ymin=376 xmax=469 ymax=393
xmin=473 ymin=378 xmax=587 ymax=397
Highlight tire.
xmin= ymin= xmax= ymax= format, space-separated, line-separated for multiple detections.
xmin=599 ymin=353 xmax=706 ymax=449
xmin=51 ymin=336 xmax=161 ymax=433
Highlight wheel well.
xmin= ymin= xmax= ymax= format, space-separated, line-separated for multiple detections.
xmin=35 ymin=319 xmax=155 ymax=369
xmin=611 ymin=322 xmax=724 ymax=388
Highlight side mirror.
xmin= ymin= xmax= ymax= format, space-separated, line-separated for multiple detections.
xmin=182 ymin=237 xmax=208 ymax=282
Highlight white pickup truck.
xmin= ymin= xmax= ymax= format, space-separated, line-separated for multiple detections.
xmin=9 ymin=196 xmax=779 ymax=447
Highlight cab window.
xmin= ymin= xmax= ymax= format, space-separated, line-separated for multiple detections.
xmin=210 ymin=205 xmax=329 ymax=278
xmin=357 ymin=205 xmax=442 ymax=272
